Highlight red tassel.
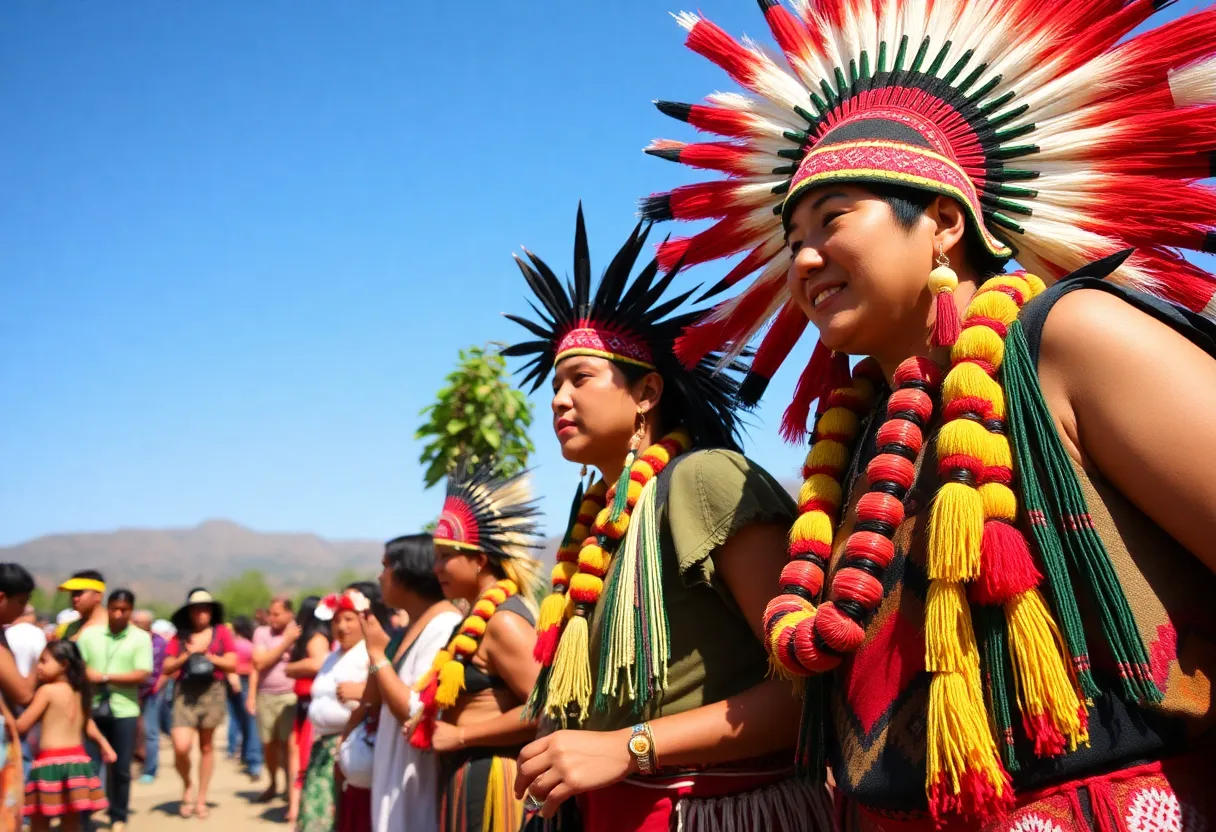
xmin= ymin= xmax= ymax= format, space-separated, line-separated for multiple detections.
xmin=408 ymin=711 xmax=435 ymax=750
xmin=931 ymin=289 xmax=962 ymax=348
xmin=418 ymin=675 xmax=438 ymax=710
xmin=969 ymin=521 xmax=1043 ymax=606
xmin=779 ymin=340 xmax=833 ymax=443
xmin=533 ymin=626 xmax=560 ymax=666
xmin=826 ymin=350 xmax=852 ymax=394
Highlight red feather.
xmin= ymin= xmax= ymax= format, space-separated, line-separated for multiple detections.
xmin=674 ymin=280 xmax=783 ymax=367
xmin=662 ymin=181 xmax=755 ymax=221
xmin=780 ymin=340 xmax=833 ymax=443
xmin=684 ymin=103 xmax=759 ymax=139
xmin=760 ymin=0 xmax=822 ymax=67
xmin=751 ymin=302 xmax=809 ymax=382
xmin=684 ymin=16 xmax=763 ymax=89
xmin=656 ymin=215 xmax=771 ymax=272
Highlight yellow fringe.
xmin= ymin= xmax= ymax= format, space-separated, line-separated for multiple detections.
xmin=942 ymin=362 xmax=1007 ymax=419
xmin=799 ymin=474 xmax=843 ymax=509
xmin=437 ymin=659 xmax=466 ymax=708
xmin=927 ymin=670 xmax=1007 ymax=799
xmin=536 ymin=589 xmax=572 ymax=634
xmin=964 ymin=289 xmax=1020 ymax=325
xmin=951 ymin=325 xmax=1005 ymax=370
xmin=789 ymin=509 xmax=834 ymax=547
xmin=928 ymin=482 xmax=985 ymax=581
xmin=1006 ymin=589 xmax=1089 ymax=751
xmin=978 ymin=482 xmax=1017 ymax=523
xmin=925 ymin=581 xmax=970 ymax=674
xmin=937 ymin=419 xmax=1001 ymax=466
xmin=544 ymin=613 xmax=593 ymax=724
xmin=480 ymin=755 xmax=509 ymax=832
xmin=805 ymin=439 xmax=849 ymax=472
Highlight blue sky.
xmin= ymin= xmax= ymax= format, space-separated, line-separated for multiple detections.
xmin=1 ymin=0 xmax=1209 ymax=546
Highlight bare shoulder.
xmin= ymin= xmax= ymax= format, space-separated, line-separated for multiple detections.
xmin=484 ymin=606 xmax=535 ymax=649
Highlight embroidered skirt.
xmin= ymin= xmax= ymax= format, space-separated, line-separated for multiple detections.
xmin=23 ymin=747 xmax=107 ymax=818
xmin=843 ymin=752 xmax=1216 ymax=832
xmin=440 ymin=747 xmax=533 ymax=832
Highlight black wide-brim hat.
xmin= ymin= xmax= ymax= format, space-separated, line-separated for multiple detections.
xmin=170 ymin=588 xmax=225 ymax=634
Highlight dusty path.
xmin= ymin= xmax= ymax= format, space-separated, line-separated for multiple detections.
xmin=119 ymin=726 xmax=292 ymax=832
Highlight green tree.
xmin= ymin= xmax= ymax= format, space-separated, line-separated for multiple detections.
xmin=415 ymin=344 xmax=534 ymax=487
xmin=215 ymin=569 xmax=273 ymax=619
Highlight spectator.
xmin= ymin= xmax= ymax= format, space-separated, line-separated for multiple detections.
xmin=251 ymin=596 xmax=299 ymax=804
xmin=283 ymin=597 xmax=329 ymax=827
xmin=56 ymin=571 xmax=108 ymax=641
xmin=0 ymin=565 xmax=36 ymax=711
xmin=388 ymin=609 xmax=409 ymax=635
xmin=254 ymin=608 xmax=269 ymax=629
xmin=226 ymin=616 xmax=262 ymax=778
xmin=364 ymin=534 xmax=461 ymax=832
xmin=162 ymin=588 xmax=238 ymax=820
xmin=77 ymin=589 xmax=151 ymax=832
xmin=150 ymin=620 xmax=176 ymax=741
xmin=297 ymin=584 xmax=376 ymax=832
xmin=6 ymin=605 xmax=46 ymax=679
xmin=131 ymin=609 xmax=168 ymax=784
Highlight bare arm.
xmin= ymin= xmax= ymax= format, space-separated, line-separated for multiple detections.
xmin=1038 ymin=289 xmax=1216 ymax=569
xmin=162 ymin=646 xmax=190 ymax=676
xmin=89 ymin=669 xmax=149 ymax=686
xmin=86 ymin=718 xmax=117 ymax=763
xmin=0 ymin=648 xmax=34 ymax=707
xmin=456 ymin=611 xmax=540 ymax=749
xmin=253 ymin=623 xmax=299 ymax=673
xmin=15 ymin=687 xmax=49 ymax=736
xmin=285 ymin=634 xmax=329 ymax=679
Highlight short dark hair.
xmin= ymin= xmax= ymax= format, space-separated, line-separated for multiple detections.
xmin=865 ymin=183 xmax=1009 ymax=280
xmin=345 ymin=580 xmax=393 ymax=630
xmin=269 ymin=596 xmax=293 ymax=613
xmin=70 ymin=569 xmax=105 ymax=584
xmin=108 ymin=589 xmax=135 ymax=607
xmin=0 ymin=564 xmax=34 ymax=597
xmin=231 ymin=615 xmax=255 ymax=641
xmin=384 ymin=534 xmax=443 ymax=601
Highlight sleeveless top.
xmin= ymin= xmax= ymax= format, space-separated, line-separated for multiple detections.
xmin=585 ymin=449 xmax=797 ymax=732
xmin=828 ymin=292 xmax=1216 ymax=816
xmin=462 ymin=594 xmax=534 ymax=695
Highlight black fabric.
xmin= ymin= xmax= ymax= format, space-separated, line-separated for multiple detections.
xmin=1019 ymin=265 xmax=1216 ymax=369
xmin=818 ymin=117 xmax=933 ymax=149
xmin=461 ymin=594 xmax=535 ymax=696
xmin=92 ymin=715 xmax=138 ymax=822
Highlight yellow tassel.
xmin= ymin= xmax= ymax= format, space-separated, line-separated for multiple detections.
xmin=978 ymin=275 xmax=1030 ymax=305
xmin=814 ymin=406 xmax=861 ymax=440
xmin=472 ymin=599 xmax=496 ymax=619
xmin=577 ymin=544 xmax=610 ymax=574
xmin=545 ymin=614 xmax=593 ymax=724
xmin=804 ymin=439 xmax=848 ymax=474
xmin=942 ymin=363 xmax=1007 ymax=418
xmin=928 ymin=482 xmax=985 ymax=581
xmin=986 ymin=432 xmax=1013 ymax=470
xmin=789 ymin=509 xmax=834 ymax=547
xmin=631 ymin=460 xmax=655 ymax=481
xmin=452 ymin=634 xmax=478 ymax=657
xmin=1006 ymin=590 xmax=1089 ymax=753
xmin=462 ymin=616 xmax=487 ymax=637
xmin=550 ymin=561 xmax=577 ymax=584
xmin=979 ymin=482 xmax=1017 ymax=522
xmin=926 ymin=670 xmax=1006 ymax=804
xmin=925 ymin=582 xmax=970 ymax=674
xmin=951 ymin=325 xmax=1005 ymax=370
xmin=483 ymin=588 xmax=508 ymax=606
xmin=436 ymin=659 xmax=466 ymax=708
xmin=536 ymin=591 xmax=571 ymax=634
xmin=480 ymin=754 xmax=517 ymax=832
xmin=429 ymin=649 xmax=451 ymax=674
xmin=647 ymin=444 xmax=671 ymax=465
xmin=964 ymin=289 xmax=1020 ymax=326
xmin=798 ymin=474 xmax=842 ymax=510
xmin=1023 ymin=273 xmax=1047 ymax=298
xmin=937 ymin=419 xmax=998 ymax=465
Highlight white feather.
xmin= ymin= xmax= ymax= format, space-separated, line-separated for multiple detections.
xmin=1169 ymin=56 xmax=1216 ymax=108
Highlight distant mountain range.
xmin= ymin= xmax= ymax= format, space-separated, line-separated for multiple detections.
xmin=0 ymin=520 xmax=392 ymax=607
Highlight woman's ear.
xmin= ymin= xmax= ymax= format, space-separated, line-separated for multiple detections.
xmin=927 ymin=195 xmax=968 ymax=263
xmin=633 ymin=371 xmax=664 ymax=415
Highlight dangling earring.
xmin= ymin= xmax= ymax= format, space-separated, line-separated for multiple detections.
xmin=609 ymin=408 xmax=646 ymax=523
xmin=629 ymin=408 xmax=647 ymax=452
xmin=929 ymin=244 xmax=961 ymax=348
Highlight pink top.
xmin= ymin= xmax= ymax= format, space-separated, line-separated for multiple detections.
xmin=234 ymin=637 xmax=254 ymax=676
xmin=166 ymin=624 xmax=238 ymax=681
xmin=253 ymin=625 xmax=294 ymax=695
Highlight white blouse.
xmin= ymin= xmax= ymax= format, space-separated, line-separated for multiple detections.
xmin=308 ymin=640 xmax=369 ymax=737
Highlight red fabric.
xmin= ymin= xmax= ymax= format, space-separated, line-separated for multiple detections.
xmin=165 ymin=624 xmax=238 ymax=680
xmin=336 ymin=785 xmax=371 ymax=832
xmin=293 ymin=706 xmax=312 ymax=789
xmin=578 ymin=768 xmax=797 ymax=832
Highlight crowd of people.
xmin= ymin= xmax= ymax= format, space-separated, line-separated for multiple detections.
xmin=6 ymin=1 xmax=1216 ymax=831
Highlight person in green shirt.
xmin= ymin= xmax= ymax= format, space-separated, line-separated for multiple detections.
xmin=77 ymin=589 xmax=152 ymax=832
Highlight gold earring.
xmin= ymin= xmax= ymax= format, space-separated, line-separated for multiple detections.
xmin=629 ymin=408 xmax=647 ymax=452
xmin=929 ymin=244 xmax=958 ymax=294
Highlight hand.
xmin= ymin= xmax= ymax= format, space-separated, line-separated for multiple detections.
xmin=246 ymin=696 xmax=257 ymax=717
xmin=282 ymin=621 xmax=302 ymax=645
xmin=360 ymin=612 xmax=390 ymax=658
xmin=336 ymin=681 xmax=365 ymax=705
xmin=516 ymin=729 xmax=635 ymax=819
xmin=101 ymin=742 xmax=118 ymax=765
xmin=430 ymin=721 xmax=466 ymax=753
xmin=86 ymin=668 xmax=105 ymax=685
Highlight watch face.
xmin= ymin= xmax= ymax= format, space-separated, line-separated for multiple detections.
xmin=629 ymin=735 xmax=651 ymax=756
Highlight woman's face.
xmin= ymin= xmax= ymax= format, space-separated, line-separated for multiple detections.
xmin=550 ymin=355 xmax=653 ymax=465
xmin=785 ymin=185 xmax=936 ymax=358
xmin=189 ymin=605 xmax=212 ymax=630
xmin=378 ymin=556 xmax=408 ymax=609
xmin=36 ymin=649 xmax=61 ymax=683
xmin=332 ymin=609 xmax=362 ymax=649
xmin=432 ymin=544 xmax=485 ymax=602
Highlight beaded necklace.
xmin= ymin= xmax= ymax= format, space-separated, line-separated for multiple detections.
xmin=409 ymin=578 xmax=518 ymax=750
xmin=531 ymin=429 xmax=692 ymax=725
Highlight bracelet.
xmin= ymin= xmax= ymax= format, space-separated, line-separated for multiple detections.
xmin=369 ymin=659 xmax=390 ymax=676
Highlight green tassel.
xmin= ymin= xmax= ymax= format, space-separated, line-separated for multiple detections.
xmin=975 ymin=605 xmax=1020 ymax=773
xmin=607 ymin=450 xmax=636 ymax=523
xmin=796 ymin=676 xmax=827 ymax=784
xmin=524 ymin=665 xmax=551 ymax=722
xmin=1004 ymin=322 xmax=1161 ymax=704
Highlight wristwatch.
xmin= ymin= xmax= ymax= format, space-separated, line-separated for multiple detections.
xmin=628 ymin=723 xmax=656 ymax=776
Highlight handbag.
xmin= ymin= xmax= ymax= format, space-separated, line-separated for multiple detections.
xmin=91 ymin=684 xmax=113 ymax=722
xmin=337 ymin=721 xmax=375 ymax=789
xmin=180 ymin=628 xmax=219 ymax=685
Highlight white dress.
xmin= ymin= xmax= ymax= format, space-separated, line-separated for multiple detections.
xmin=372 ymin=609 xmax=463 ymax=832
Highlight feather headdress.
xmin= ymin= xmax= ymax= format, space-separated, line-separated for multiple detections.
xmin=644 ymin=0 xmax=1216 ymax=421
xmin=435 ymin=466 xmax=544 ymax=600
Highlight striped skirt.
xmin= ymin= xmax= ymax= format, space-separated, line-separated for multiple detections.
xmin=23 ymin=747 xmax=106 ymax=818
xmin=440 ymin=748 xmax=535 ymax=832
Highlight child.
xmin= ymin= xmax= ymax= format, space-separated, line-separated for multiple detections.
xmin=17 ymin=642 xmax=114 ymax=831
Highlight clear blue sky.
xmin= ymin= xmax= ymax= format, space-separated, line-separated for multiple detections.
xmin=1 ymin=0 xmax=1209 ymax=546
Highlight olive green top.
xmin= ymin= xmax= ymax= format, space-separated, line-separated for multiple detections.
xmin=585 ymin=448 xmax=797 ymax=731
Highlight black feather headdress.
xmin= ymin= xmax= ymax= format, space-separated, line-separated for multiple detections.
xmin=502 ymin=205 xmax=747 ymax=451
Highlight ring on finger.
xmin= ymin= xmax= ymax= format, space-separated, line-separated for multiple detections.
xmin=524 ymin=792 xmax=544 ymax=812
